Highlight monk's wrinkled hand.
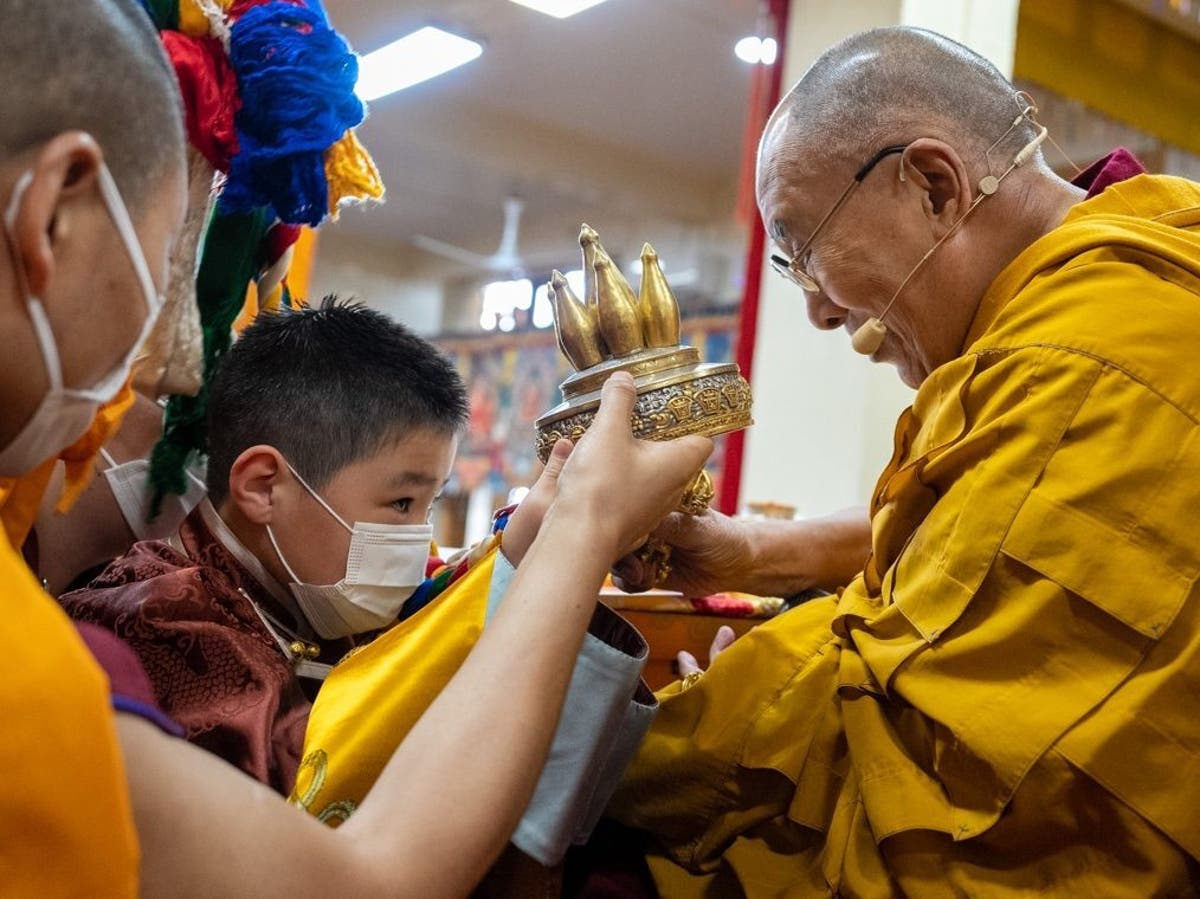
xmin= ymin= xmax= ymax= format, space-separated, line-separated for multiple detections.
xmin=550 ymin=372 xmax=713 ymax=559
xmin=612 ymin=508 xmax=756 ymax=596
xmin=677 ymin=625 xmax=736 ymax=677
xmin=500 ymin=438 xmax=574 ymax=566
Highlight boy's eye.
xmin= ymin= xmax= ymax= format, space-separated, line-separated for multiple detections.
xmin=392 ymin=498 xmax=413 ymax=514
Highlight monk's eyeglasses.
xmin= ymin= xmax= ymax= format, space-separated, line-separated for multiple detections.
xmin=769 ymin=144 xmax=907 ymax=294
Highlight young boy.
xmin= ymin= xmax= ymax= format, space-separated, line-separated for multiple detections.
xmin=62 ymin=297 xmax=525 ymax=792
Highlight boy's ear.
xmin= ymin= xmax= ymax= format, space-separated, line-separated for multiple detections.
xmin=227 ymin=445 xmax=287 ymax=525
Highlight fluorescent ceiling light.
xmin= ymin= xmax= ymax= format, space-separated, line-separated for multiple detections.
xmin=507 ymin=0 xmax=610 ymax=19
xmin=356 ymin=26 xmax=482 ymax=101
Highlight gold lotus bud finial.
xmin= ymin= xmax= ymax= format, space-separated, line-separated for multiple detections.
xmin=554 ymin=226 xmax=687 ymax=369
xmin=579 ymin=223 xmax=601 ymax=309
xmin=593 ymin=245 xmax=645 ymax=357
xmin=637 ymin=242 xmax=681 ymax=349
xmin=549 ymin=270 xmax=604 ymax=370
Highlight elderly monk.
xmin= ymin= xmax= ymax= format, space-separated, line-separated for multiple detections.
xmin=609 ymin=26 xmax=1200 ymax=897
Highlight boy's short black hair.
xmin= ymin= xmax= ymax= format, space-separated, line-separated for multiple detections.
xmin=206 ymin=296 xmax=468 ymax=504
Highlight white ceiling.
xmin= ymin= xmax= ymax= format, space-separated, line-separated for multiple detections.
xmin=320 ymin=0 xmax=764 ymax=275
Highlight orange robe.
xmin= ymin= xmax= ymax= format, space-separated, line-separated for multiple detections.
xmin=0 ymin=531 xmax=140 ymax=895
xmin=613 ymin=175 xmax=1200 ymax=896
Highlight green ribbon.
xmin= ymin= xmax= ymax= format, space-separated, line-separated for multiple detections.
xmin=149 ymin=205 xmax=272 ymax=514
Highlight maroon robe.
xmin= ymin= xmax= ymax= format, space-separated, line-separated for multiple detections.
xmin=60 ymin=501 xmax=351 ymax=794
xmin=74 ymin=622 xmax=183 ymax=737
xmin=1072 ymin=146 xmax=1145 ymax=196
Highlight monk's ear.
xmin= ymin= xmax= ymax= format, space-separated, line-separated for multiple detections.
xmin=227 ymin=445 xmax=287 ymax=525
xmin=6 ymin=132 xmax=104 ymax=297
xmin=898 ymin=139 xmax=972 ymax=238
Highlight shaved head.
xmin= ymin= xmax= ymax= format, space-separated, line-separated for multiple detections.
xmin=0 ymin=0 xmax=185 ymax=208
xmin=754 ymin=26 xmax=1082 ymax=388
xmin=759 ymin=27 xmax=1036 ymax=200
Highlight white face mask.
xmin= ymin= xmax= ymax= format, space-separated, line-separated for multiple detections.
xmin=266 ymin=463 xmax=433 ymax=639
xmin=0 ymin=164 xmax=164 ymax=477
xmin=101 ymin=449 xmax=207 ymax=542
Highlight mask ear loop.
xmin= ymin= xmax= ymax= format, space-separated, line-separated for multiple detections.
xmin=3 ymin=171 xmax=66 ymax=393
xmin=266 ymin=524 xmax=306 ymax=585
xmin=265 ymin=459 xmax=355 ymax=586
xmin=285 ymin=461 xmax=355 ymax=534
xmin=95 ymin=164 xmax=161 ymax=318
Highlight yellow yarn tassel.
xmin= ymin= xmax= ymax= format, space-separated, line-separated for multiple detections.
xmin=324 ymin=130 xmax=385 ymax=218
xmin=178 ymin=0 xmax=234 ymax=37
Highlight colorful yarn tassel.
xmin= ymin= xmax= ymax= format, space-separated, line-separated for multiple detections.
xmin=255 ymin=222 xmax=302 ymax=311
xmin=143 ymin=0 xmax=385 ymax=504
xmin=161 ymin=32 xmax=241 ymax=171
xmin=223 ymin=1 xmax=364 ymax=225
xmin=179 ymin=0 xmax=234 ymax=38
xmin=324 ymin=130 xmax=385 ymax=216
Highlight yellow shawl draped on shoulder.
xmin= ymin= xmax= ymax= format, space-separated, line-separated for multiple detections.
xmin=290 ymin=548 xmax=499 ymax=822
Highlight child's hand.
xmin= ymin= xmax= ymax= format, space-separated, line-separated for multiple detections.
xmin=548 ymin=372 xmax=714 ymax=560
xmin=501 ymin=439 xmax=574 ymax=567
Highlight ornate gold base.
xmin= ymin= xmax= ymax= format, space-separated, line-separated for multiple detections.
xmin=534 ymin=346 xmax=753 ymax=465
xmin=536 ymin=348 xmax=748 ymax=589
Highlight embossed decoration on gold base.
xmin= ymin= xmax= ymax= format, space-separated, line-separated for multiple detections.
xmin=679 ymin=469 xmax=715 ymax=516
xmin=535 ymin=225 xmax=754 ymax=586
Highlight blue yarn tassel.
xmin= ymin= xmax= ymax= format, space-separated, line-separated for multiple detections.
xmin=225 ymin=1 xmax=364 ymax=226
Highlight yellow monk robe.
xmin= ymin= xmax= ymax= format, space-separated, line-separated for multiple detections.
xmin=0 ymin=530 xmax=140 ymax=895
xmin=612 ymin=174 xmax=1200 ymax=898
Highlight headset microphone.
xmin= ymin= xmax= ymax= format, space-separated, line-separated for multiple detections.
xmin=851 ymin=317 xmax=888 ymax=355
xmin=850 ymin=121 xmax=1049 ymax=358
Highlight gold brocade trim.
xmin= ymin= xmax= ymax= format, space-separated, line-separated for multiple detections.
xmin=289 ymin=749 xmax=359 ymax=827
xmin=289 ymin=749 xmax=327 ymax=809
xmin=535 ymin=369 xmax=753 ymax=463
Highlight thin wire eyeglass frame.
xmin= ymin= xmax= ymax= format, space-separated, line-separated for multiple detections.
xmin=768 ymin=144 xmax=906 ymax=294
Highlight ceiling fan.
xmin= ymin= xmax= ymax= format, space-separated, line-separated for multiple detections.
xmin=412 ymin=196 xmax=527 ymax=275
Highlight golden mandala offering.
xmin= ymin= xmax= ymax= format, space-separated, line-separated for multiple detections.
xmin=535 ymin=225 xmax=754 ymax=581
